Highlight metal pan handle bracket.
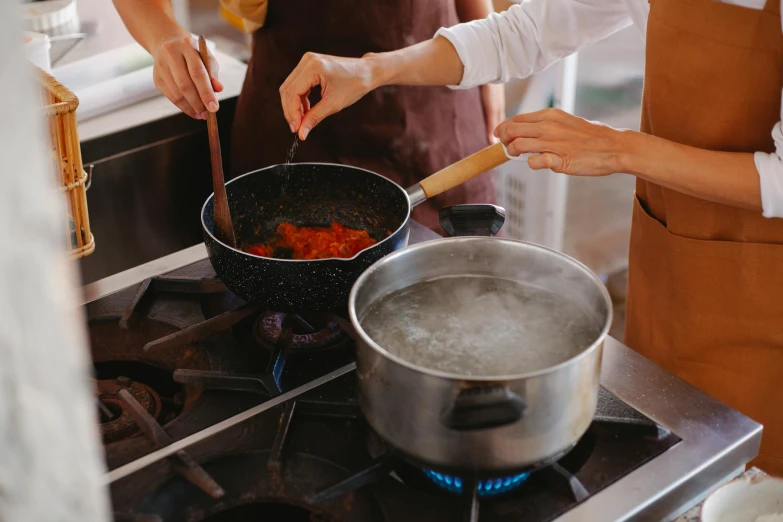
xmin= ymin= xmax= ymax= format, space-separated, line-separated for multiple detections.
xmin=442 ymin=385 xmax=527 ymax=431
xmin=439 ymin=204 xmax=506 ymax=237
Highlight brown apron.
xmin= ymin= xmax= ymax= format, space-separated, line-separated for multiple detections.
xmin=625 ymin=0 xmax=783 ymax=475
xmin=230 ymin=0 xmax=495 ymax=232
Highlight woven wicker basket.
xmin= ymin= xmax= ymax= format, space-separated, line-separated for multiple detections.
xmin=38 ymin=67 xmax=94 ymax=259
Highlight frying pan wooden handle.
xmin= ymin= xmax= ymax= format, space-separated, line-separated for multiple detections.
xmin=418 ymin=142 xmax=509 ymax=200
xmin=198 ymin=35 xmax=236 ymax=248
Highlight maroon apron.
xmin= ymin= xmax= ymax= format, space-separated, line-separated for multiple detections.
xmin=230 ymin=0 xmax=495 ymax=232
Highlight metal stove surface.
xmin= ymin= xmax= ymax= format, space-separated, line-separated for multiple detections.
xmin=112 ymin=371 xmax=679 ymax=522
xmin=82 ymin=223 xmax=761 ymax=522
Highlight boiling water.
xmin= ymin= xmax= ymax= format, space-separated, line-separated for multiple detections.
xmin=360 ymin=276 xmax=602 ymax=377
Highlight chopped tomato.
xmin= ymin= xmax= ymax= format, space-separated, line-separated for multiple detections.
xmin=245 ymin=244 xmax=274 ymax=257
xmin=244 ymin=220 xmax=379 ymax=260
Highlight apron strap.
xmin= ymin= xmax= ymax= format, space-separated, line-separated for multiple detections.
xmin=764 ymin=0 xmax=780 ymax=15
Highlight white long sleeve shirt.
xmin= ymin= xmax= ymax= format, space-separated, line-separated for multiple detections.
xmin=436 ymin=0 xmax=783 ymax=219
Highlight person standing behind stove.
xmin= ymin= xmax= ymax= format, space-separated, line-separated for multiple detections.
xmin=276 ymin=0 xmax=783 ymax=476
xmin=111 ymin=0 xmax=505 ymax=232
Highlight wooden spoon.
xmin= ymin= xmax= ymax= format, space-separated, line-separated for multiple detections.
xmin=198 ymin=35 xmax=236 ymax=248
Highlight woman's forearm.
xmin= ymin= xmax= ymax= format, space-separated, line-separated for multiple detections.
xmin=112 ymin=0 xmax=189 ymax=55
xmin=368 ymin=37 xmax=465 ymax=88
xmin=496 ymin=109 xmax=763 ymax=212
xmin=112 ymin=0 xmax=222 ymax=119
xmin=622 ymin=131 xmax=762 ymax=211
xmin=366 ymin=0 xmax=494 ymax=88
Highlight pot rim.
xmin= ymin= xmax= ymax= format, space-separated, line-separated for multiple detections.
xmin=348 ymin=237 xmax=614 ymax=382
xmin=201 ymin=162 xmax=411 ymax=263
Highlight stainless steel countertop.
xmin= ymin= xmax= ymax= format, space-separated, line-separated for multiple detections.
xmin=80 ymin=243 xmax=208 ymax=305
xmin=565 ymin=341 xmax=760 ymax=521
xmin=82 ymin=235 xmax=762 ymax=521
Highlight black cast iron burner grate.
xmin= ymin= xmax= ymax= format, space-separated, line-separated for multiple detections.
xmin=117 ymin=274 xmax=351 ymax=397
xmin=170 ymin=311 xmax=353 ymax=398
xmin=293 ymin=380 xmax=679 ymax=522
xmin=305 ymin=427 xmax=593 ymax=522
xmin=115 ymin=366 xmax=680 ymax=522
xmin=100 ymin=267 xmax=681 ymax=522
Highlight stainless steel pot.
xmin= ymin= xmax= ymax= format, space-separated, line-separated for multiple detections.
xmin=348 ymin=236 xmax=612 ymax=473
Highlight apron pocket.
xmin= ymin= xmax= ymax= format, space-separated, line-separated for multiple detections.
xmin=627 ymin=193 xmax=783 ymax=469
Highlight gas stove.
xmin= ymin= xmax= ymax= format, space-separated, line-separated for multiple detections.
xmin=82 ymin=221 xmax=761 ymax=522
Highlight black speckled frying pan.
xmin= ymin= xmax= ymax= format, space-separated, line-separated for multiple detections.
xmin=201 ymin=143 xmax=508 ymax=312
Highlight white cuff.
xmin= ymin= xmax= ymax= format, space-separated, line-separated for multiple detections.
xmin=755 ymin=150 xmax=783 ymax=219
xmin=435 ymin=19 xmax=505 ymax=90
xmin=502 ymin=143 xmax=540 ymax=162
xmin=434 ymin=27 xmax=476 ymax=90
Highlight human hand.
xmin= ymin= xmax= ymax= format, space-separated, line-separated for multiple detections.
xmin=494 ymin=108 xmax=626 ymax=176
xmin=279 ymin=52 xmax=377 ymax=140
xmin=152 ymin=34 xmax=224 ymax=119
xmin=480 ymin=83 xmax=505 ymax=144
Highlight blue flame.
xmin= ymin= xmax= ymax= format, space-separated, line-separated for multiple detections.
xmin=422 ymin=469 xmax=529 ymax=496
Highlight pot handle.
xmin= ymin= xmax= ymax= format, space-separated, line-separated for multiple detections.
xmin=410 ymin=143 xmax=509 ymax=205
xmin=438 ymin=204 xmax=506 ymax=237
xmin=442 ymin=386 xmax=527 ymax=431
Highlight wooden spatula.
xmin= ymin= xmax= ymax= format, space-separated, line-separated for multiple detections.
xmin=198 ymin=35 xmax=236 ymax=248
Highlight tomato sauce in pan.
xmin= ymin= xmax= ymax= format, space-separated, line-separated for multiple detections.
xmin=244 ymin=221 xmax=379 ymax=260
